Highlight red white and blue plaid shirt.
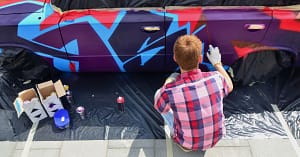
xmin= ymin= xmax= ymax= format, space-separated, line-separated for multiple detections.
xmin=154 ymin=69 xmax=229 ymax=150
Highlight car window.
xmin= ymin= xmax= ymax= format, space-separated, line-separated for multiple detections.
xmin=51 ymin=0 xmax=163 ymax=12
xmin=163 ymin=0 xmax=300 ymax=6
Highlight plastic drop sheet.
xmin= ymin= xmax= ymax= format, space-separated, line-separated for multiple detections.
xmin=0 ymin=47 xmax=60 ymax=141
xmin=32 ymin=68 xmax=300 ymax=140
xmin=32 ymin=72 xmax=167 ymax=140
xmin=1 ymin=48 xmax=300 ymax=141
xmin=278 ymin=68 xmax=300 ymax=139
xmin=223 ymin=80 xmax=287 ymax=139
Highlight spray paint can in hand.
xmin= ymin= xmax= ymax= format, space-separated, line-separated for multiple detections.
xmin=76 ymin=106 xmax=85 ymax=119
xmin=117 ymin=96 xmax=125 ymax=112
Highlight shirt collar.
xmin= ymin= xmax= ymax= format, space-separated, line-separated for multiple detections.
xmin=180 ymin=69 xmax=202 ymax=79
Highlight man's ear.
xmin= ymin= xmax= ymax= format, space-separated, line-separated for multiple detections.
xmin=199 ymin=56 xmax=203 ymax=63
xmin=173 ymin=55 xmax=177 ymax=62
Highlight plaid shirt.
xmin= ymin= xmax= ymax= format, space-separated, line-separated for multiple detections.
xmin=154 ymin=69 xmax=229 ymax=150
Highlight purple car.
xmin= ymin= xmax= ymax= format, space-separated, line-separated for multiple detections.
xmin=0 ymin=0 xmax=300 ymax=73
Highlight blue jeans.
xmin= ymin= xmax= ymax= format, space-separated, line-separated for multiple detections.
xmin=155 ymin=83 xmax=176 ymax=136
xmin=161 ymin=110 xmax=174 ymax=136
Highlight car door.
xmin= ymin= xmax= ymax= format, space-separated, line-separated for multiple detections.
xmin=164 ymin=1 xmax=272 ymax=70
xmin=0 ymin=0 xmax=46 ymax=45
xmin=58 ymin=0 xmax=165 ymax=72
xmin=203 ymin=7 xmax=272 ymax=64
xmin=164 ymin=5 xmax=210 ymax=71
xmin=263 ymin=6 xmax=300 ymax=65
xmin=0 ymin=0 xmax=73 ymax=71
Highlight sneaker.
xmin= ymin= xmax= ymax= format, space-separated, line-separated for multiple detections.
xmin=175 ymin=143 xmax=192 ymax=152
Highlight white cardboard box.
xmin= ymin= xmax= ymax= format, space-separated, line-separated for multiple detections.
xmin=13 ymin=88 xmax=48 ymax=123
xmin=36 ymin=80 xmax=66 ymax=117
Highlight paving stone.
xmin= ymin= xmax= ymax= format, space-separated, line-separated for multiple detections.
xmin=155 ymin=148 xmax=167 ymax=157
xmin=155 ymin=139 xmax=250 ymax=157
xmin=13 ymin=149 xmax=60 ymax=157
xmin=216 ymin=139 xmax=249 ymax=147
xmin=108 ymin=139 xmax=154 ymax=148
xmin=11 ymin=150 xmax=22 ymax=157
xmin=249 ymin=138 xmax=298 ymax=157
xmin=28 ymin=149 xmax=60 ymax=157
xmin=297 ymin=139 xmax=300 ymax=146
xmin=34 ymin=141 xmax=62 ymax=149
xmin=32 ymin=141 xmax=63 ymax=149
xmin=107 ymin=148 xmax=154 ymax=157
xmin=0 ymin=141 xmax=16 ymax=157
xmin=172 ymin=142 xmax=205 ymax=157
xmin=5 ymin=138 xmax=300 ymax=157
xmin=60 ymin=140 xmax=106 ymax=157
xmin=16 ymin=142 xmax=26 ymax=150
xmin=205 ymin=146 xmax=252 ymax=157
xmin=16 ymin=141 xmax=62 ymax=149
xmin=154 ymin=140 xmax=167 ymax=157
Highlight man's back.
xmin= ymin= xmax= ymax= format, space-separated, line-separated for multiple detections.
xmin=154 ymin=35 xmax=233 ymax=151
xmin=155 ymin=69 xmax=229 ymax=150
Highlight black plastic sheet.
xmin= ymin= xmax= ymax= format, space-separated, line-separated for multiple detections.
xmin=0 ymin=47 xmax=60 ymax=140
xmin=224 ymin=50 xmax=300 ymax=138
xmin=225 ymin=111 xmax=287 ymax=138
xmin=223 ymin=72 xmax=287 ymax=139
xmin=32 ymin=72 xmax=166 ymax=140
xmin=277 ymin=68 xmax=300 ymax=139
xmin=1 ymin=47 xmax=300 ymax=141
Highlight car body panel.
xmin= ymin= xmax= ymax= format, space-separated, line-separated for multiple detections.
xmin=164 ymin=7 xmax=209 ymax=71
xmin=164 ymin=6 xmax=273 ymax=70
xmin=59 ymin=8 xmax=166 ymax=72
xmin=0 ymin=0 xmax=300 ymax=72
xmin=203 ymin=7 xmax=272 ymax=63
xmin=263 ymin=7 xmax=300 ymax=65
xmin=0 ymin=0 xmax=44 ymax=14
xmin=0 ymin=0 xmax=71 ymax=71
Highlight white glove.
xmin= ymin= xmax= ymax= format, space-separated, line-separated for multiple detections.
xmin=206 ymin=44 xmax=221 ymax=66
xmin=164 ymin=72 xmax=180 ymax=85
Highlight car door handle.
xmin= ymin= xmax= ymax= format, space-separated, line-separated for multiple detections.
xmin=245 ymin=24 xmax=265 ymax=31
xmin=142 ymin=26 xmax=160 ymax=32
xmin=64 ymin=19 xmax=74 ymax=22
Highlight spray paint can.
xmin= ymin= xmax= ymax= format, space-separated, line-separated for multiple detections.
xmin=117 ymin=96 xmax=125 ymax=112
xmin=76 ymin=106 xmax=85 ymax=119
xmin=64 ymin=85 xmax=73 ymax=105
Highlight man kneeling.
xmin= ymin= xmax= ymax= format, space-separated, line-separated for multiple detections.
xmin=154 ymin=35 xmax=233 ymax=151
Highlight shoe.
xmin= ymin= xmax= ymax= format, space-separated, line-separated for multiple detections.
xmin=175 ymin=143 xmax=192 ymax=152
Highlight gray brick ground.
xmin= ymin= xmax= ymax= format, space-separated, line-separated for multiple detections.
xmin=1 ymin=138 xmax=300 ymax=157
xmin=0 ymin=141 xmax=16 ymax=157
xmin=60 ymin=140 xmax=107 ymax=157
xmin=249 ymin=138 xmax=298 ymax=157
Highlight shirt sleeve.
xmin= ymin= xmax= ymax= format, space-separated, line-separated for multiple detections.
xmin=216 ymin=71 xmax=230 ymax=97
xmin=154 ymin=87 xmax=170 ymax=113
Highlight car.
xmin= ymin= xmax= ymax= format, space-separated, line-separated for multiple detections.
xmin=0 ymin=0 xmax=300 ymax=73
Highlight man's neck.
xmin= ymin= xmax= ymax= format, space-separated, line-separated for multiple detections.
xmin=180 ymin=67 xmax=198 ymax=73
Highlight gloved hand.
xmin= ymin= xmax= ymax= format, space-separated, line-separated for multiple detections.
xmin=206 ymin=44 xmax=221 ymax=66
xmin=164 ymin=72 xmax=180 ymax=85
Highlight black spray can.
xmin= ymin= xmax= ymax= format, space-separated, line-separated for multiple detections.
xmin=64 ymin=85 xmax=73 ymax=105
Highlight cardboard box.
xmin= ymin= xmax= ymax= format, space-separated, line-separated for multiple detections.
xmin=36 ymin=80 xmax=66 ymax=117
xmin=13 ymin=88 xmax=48 ymax=123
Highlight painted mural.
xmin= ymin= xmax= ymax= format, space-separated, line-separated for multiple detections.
xmin=0 ymin=0 xmax=300 ymax=72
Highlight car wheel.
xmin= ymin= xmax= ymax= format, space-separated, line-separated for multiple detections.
xmin=230 ymin=50 xmax=295 ymax=86
xmin=0 ymin=46 xmax=60 ymax=84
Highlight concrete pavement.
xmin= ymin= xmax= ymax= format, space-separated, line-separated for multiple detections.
xmin=1 ymin=138 xmax=299 ymax=157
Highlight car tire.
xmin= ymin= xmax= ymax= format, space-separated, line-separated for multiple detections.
xmin=230 ymin=50 xmax=294 ymax=86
